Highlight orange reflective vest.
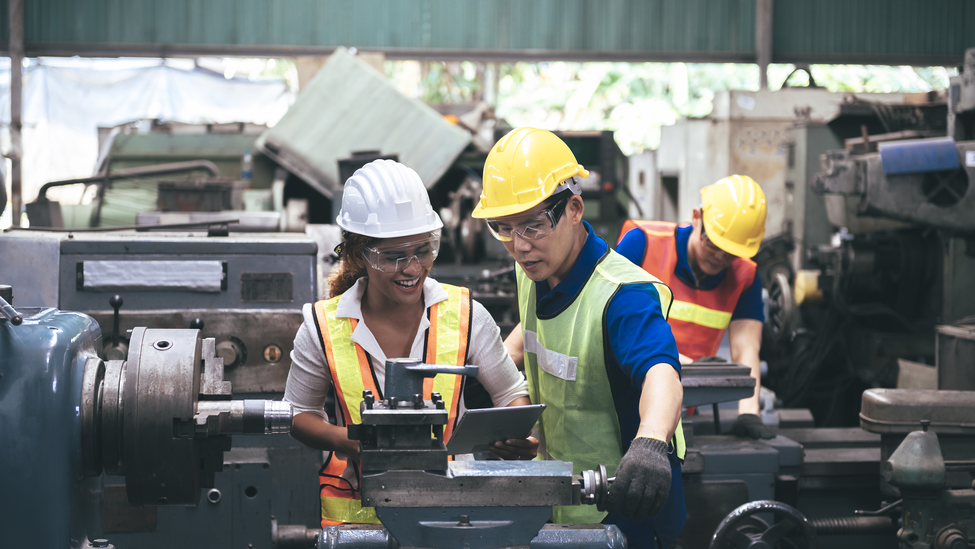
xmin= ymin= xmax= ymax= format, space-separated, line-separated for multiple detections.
xmin=618 ymin=220 xmax=757 ymax=359
xmin=312 ymin=283 xmax=472 ymax=527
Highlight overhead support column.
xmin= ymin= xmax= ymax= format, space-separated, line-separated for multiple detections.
xmin=756 ymin=0 xmax=773 ymax=90
xmin=7 ymin=0 xmax=23 ymax=227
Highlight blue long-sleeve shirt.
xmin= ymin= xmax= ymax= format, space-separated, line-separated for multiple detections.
xmin=528 ymin=221 xmax=685 ymax=549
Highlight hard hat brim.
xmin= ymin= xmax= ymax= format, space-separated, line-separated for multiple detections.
xmin=702 ymin=218 xmax=760 ymax=258
xmin=470 ymin=194 xmax=549 ymax=219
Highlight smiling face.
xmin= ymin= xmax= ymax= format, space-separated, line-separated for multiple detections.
xmin=688 ymin=208 xmax=738 ymax=277
xmin=358 ymin=233 xmax=439 ymax=309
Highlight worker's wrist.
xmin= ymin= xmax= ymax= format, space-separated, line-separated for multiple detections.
xmin=738 ymin=400 xmax=760 ymax=415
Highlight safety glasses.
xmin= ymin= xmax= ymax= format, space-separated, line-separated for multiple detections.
xmin=700 ymin=222 xmax=728 ymax=254
xmin=361 ymin=233 xmax=441 ymax=273
xmin=485 ymin=194 xmax=570 ymax=242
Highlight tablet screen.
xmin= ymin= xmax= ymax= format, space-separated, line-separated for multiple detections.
xmin=446 ymin=404 xmax=546 ymax=455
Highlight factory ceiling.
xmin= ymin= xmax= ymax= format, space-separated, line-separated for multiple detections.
xmin=0 ymin=0 xmax=971 ymax=66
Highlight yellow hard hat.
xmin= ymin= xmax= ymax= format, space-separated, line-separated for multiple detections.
xmin=471 ymin=127 xmax=589 ymax=219
xmin=700 ymin=175 xmax=767 ymax=258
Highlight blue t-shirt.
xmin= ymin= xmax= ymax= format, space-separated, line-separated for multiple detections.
xmin=530 ymin=221 xmax=685 ymax=549
xmin=616 ymin=224 xmax=765 ymax=323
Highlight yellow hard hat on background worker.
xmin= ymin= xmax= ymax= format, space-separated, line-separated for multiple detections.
xmin=700 ymin=174 xmax=767 ymax=258
xmin=471 ymin=127 xmax=589 ymax=219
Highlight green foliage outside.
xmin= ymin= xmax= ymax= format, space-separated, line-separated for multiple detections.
xmin=206 ymin=57 xmax=958 ymax=155
xmin=385 ymin=61 xmax=956 ymax=154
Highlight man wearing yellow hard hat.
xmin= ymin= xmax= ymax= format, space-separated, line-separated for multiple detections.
xmin=472 ymin=127 xmax=686 ymax=549
xmin=617 ymin=175 xmax=772 ymax=440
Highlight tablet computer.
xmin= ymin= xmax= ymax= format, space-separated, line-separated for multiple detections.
xmin=446 ymin=404 xmax=546 ymax=455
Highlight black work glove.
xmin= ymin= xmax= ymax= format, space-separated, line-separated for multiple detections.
xmin=606 ymin=438 xmax=672 ymax=521
xmin=732 ymin=413 xmax=775 ymax=440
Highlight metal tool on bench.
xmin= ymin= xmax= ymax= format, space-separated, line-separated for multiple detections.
xmin=328 ymin=358 xmax=621 ymax=549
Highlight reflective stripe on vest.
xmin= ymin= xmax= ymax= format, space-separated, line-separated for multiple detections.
xmin=620 ymin=220 xmax=756 ymax=359
xmin=669 ymin=300 xmax=733 ymax=330
xmin=517 ymin=249 xmax=684 ymax=525
xmin=314 ymin=284 xmax=471 ymax=527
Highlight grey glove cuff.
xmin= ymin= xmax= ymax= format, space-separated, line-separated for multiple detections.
xmin=633 ymin=436 xmax=669 ymax=456
xmin=732 ymin=413 xmax=775 ymax=439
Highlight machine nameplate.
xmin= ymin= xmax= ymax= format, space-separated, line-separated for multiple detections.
xmin=80 ymin=260 xmax=225 ymax=292
xmin=241 ymin=272 xmax=294 ymax=303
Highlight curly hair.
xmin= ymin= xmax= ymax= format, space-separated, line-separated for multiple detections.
xmin=326 ymin=232 xmax=375 ymax=298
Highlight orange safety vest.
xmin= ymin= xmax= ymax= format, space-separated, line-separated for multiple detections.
xmin=618 ymin=220 xmax=757 ymax=359
xmin=312 ymin=284 xmax=472 ymax=527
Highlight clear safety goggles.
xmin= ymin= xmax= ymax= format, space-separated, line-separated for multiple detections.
xmin=485 ymin=193 xmax=570 ymax=242
xmin=700 ymin=219 xmax=730 ymax=255
xmin=361 ymin=233 xmax=441 ymax=273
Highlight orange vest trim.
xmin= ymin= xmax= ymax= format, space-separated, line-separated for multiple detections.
xmin=620 ymin=220 xmax=757 ymax=359
xmin=423 ymin=288 xmax=471 ymax=441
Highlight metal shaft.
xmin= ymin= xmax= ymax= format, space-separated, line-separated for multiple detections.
xmin=196 ymin=400 xmax=292 ymax=435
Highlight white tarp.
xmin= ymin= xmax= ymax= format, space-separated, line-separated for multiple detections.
xmin=0 ymin=58 xmax=294 ymax=213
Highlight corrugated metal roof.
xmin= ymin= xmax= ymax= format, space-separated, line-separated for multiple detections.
xmin=1 ymin=0 xmax=971 ymax=65
xmin=254 ymin=47 xmax=470 ymax=197
xmin=772 ymin=0 xmax=975 ymax=65
xmin=8 ymin=0 xmax=757 ymax=61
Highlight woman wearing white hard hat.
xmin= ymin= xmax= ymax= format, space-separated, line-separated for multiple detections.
xmin=284 ymin=159 xmax=537 ymax=528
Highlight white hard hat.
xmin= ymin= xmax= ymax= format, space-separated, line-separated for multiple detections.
xmin=336 ymin=159 xmax=444 ymax=238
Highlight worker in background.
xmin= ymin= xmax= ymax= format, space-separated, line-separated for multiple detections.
xmin=475 ymin=127 xmax=686 ymax=549
xmin=616 ymin=175 xmax=773 ymax=440
xmin=284 ymin=159 xmax=538 ymax=528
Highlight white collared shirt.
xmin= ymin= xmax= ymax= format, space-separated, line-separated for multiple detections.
xmin=284 ymin=276 xmax=528 ymax=422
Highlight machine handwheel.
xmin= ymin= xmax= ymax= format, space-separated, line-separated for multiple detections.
xmin=710 ymin=500 xmax=817 ymax=549
xmin=765 ymin=270 xmax=795 ymax=344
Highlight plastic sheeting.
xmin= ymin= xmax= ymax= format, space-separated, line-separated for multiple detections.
xmin=0 ymin=58 xmax=294 ymax=211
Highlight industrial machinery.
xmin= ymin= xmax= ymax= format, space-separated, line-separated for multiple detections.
xmin=653 ymin=49 xmax=975 ymax=549
xmin=0 ymin=285 xmax=292 ymax=548
xmin=790 ymin=48 xmax=975 ymax=424
xmin=0 ymin=229 xmax=326 ymax=547
xmin=707 ymin=389 xmax=975 ymax=549
xmin=321 ymin=358 xmax=761 ymax=549
xmin=329 ymin=357 xmax=621 ymax=549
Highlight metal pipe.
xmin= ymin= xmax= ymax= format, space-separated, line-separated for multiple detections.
xmin=35 ymin=159 xmax=222 ymax=199
xmin=756 ymin=0 xmax=773 ymax=90
xmin=7 ymin=0 xmax=23 ymax=226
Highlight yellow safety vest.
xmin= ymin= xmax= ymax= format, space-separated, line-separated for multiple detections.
xmin=314 ymin=283 xmax=472 ymax=526
xmin=517 ymin=249 xmax=685 ymax=524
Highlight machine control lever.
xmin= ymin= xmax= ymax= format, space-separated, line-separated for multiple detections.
xmin=109 ymin=295 xmax=123 ymax=347
xmin=383 ymin=358 xmax=479 ymax=402
xmin=0 ymin=293 xmax=22 ymax=326
xmin=102 ymin=295 xmax=128 ymax=360
xmin=854 ymin=498 xmax=903 ymax=517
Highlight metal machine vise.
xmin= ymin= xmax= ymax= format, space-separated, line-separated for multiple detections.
xmin=0 ymin=292 xmax=293 ymax=549
xmin=334 ymin=358 xmax=619 ymax=549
